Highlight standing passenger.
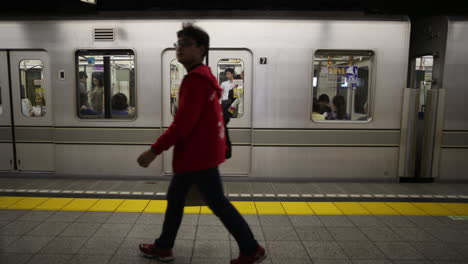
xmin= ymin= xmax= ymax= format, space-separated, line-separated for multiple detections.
xmin=78 ymin=72 xmax=88 ymax=108
xmin=89 ymin=73 xmax=104 ymax=113
xmin=220 ymin=69 xmax=237 ymax=159
xmin=137 ymin=24 xmax=266 ymax=264
xmin=220 ymin=68 xmax=237 ymax=103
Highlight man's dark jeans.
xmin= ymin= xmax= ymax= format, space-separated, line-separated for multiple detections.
xmin=155 ymin=167 xmax=258 ymax=256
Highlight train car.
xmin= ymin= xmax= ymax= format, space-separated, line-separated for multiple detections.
xmin=0 ymin=12 xmax=462 ymax=181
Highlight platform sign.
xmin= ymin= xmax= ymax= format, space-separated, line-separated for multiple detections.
xmin=346 ymin=66 xmax=358 ymax=89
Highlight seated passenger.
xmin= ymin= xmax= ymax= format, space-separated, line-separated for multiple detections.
xmin=111 ymin=92 xmax=133 ymax=116
xmin=318 ymin=94 xmax=332 ymax=114
xmin=325 ymin=95 xmax=350 ymax=120
xmin=312 ymin=97 xmax=325 ymax=121
xmin=31 ymin=95 xmax=46 ymax=117
xmin=357 ymin=101 xmax=369 ymax=121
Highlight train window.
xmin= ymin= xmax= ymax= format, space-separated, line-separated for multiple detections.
xmin=170 ymin=59 xmax=187 ymax=116
xmin=19 ymin=60 xmax=46 ymax=117
xmin=76 ymin=50 xmax=136 ymax=119
xmin=312 ymin=50 xmax=374 ymax=122
xmin=218 ymin=58 xmax=245 ymax=119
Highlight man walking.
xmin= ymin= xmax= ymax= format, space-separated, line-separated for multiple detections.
xmin=137 ymin=24 xmax=266 ymax=264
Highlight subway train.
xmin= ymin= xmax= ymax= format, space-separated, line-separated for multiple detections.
xmin=0 ymin=13 xmax=466 ymax=181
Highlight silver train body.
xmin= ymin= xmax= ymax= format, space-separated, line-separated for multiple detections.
xmin=0 ymin=13 xmax=466 ymax=181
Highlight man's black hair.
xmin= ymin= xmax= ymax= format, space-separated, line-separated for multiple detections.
xmin=224 ymin=68 xmax=235 ymax=75
xmin=177 ymin=23 xmax=210 ymax=58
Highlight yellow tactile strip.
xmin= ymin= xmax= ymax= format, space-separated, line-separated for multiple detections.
xmin=1 ymin=196 xmax=468 ymax=216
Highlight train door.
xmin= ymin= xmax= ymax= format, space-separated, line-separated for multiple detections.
xmin=404 ymin=17 xmax=450 ymax=180
xmin=409 ymin=55 xmax=434 ymax=178
xmin=409 ymin=17 xmax=468 ymax=180
xmin=208 ymin=50 xmax=252 ymax=175
xmin=161 ymin=49 xmax=252 ymax=176
xmin=161 ymin=49 xmax=181 ymax=175
xmin=7 ymin=51 xmax=54 ymax=171
xmin=0 ymin=51 xmax=14 ymax=171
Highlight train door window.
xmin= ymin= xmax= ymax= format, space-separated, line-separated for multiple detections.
xmin=312 ymin=50 xmax=374 ymax=122
xmin=170 ymin=59 xmax=187 ymax=116
xmin=19 ymin=60 xmax=46 ymax=117
xmin=0 ymin=86 xmax=2 ymax=115
xmin=76 ymin=50 xmax=136 ymax=119
xmin=411 ymin=55 xmax=433 ymax=113
xmin=217 ymin=58 xmax=245 ymax=118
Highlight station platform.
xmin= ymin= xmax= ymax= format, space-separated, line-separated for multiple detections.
xmin=1 ymin=177 xmax=468 ymax=264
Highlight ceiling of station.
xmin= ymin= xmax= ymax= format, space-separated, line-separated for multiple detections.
xmin=2 ymin=0 xmax=467 ymax=17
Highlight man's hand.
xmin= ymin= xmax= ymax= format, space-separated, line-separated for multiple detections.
xmin=137 ymin=149 xmax=157 ymax=168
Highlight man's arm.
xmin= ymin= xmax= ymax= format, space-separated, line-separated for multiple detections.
xmin=150 ymin=74 xmax=207 ymax=155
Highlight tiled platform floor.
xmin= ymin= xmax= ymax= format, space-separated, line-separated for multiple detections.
xmin=1 ymin=178 xmax=468 ymax=263
xmin=1 ymin=209 xmax=468 ymax=264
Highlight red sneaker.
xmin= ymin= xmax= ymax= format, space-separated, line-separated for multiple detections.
xmin=139 ymin=243 xmax=174 ymax=262
xmin=231 ymin=245 xmax=267 ymax=264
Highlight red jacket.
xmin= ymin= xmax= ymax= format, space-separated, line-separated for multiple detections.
xmin=151 ymin=65 xmax=226 ymax=173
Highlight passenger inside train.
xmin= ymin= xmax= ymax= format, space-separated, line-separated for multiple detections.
xmin=30 ymin=93 xmax=46 ymax=117
xmin=18 ymin=59 xmax=47 ymax=117
xmin=78 ymin=71 xmax=88 ymax=108
xmin=357 ymin=101 xmax=369 ymax=120
xmin=229 ymin=70 xmax=245 ymax=118
xmin=318 ymin=94 xmax=332 ymax=114
xmin=220 ymin=68 xmax=238 ymax=118
xmin=220 ymin=68 xmax=237 ymax=102
xmin=312 ymin=97 xmax=325 ymax=120
xmin=88 ymin=73 xmax=104 ymax=113
xmin=111 ymin=92 xmax=134 ymax=116
xmin=217 ymin=58 xmax=245 ymax=118
xmin=325 ymin=95 xmax=350 ymax=120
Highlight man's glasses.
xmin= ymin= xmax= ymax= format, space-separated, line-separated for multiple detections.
xmin=174 ymin=41 xmax=196 ymax=48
